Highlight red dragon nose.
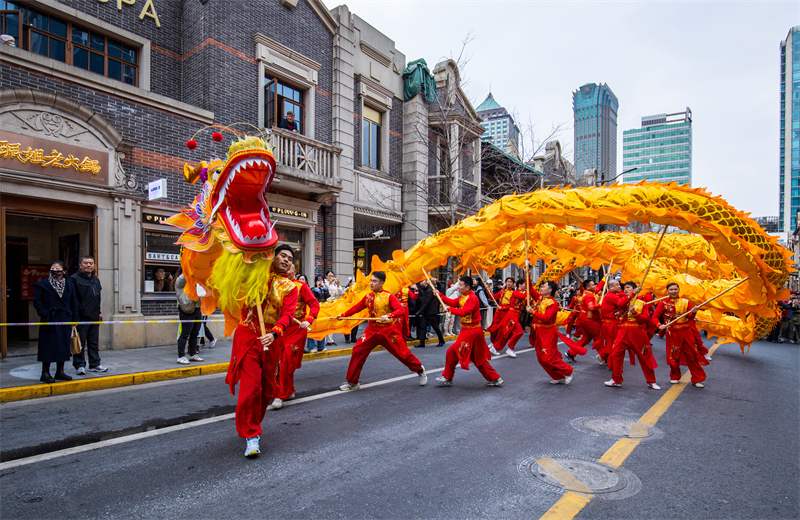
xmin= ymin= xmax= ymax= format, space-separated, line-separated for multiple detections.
xmin=242 ymin=217 xmax=267 ymax=239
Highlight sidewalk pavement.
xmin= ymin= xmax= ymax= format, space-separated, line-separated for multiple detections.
xmin=0 ymin=331 xmax=463 ymax=403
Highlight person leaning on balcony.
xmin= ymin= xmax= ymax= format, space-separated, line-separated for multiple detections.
xmin=279 ymin=112 xmax=299 ymax=133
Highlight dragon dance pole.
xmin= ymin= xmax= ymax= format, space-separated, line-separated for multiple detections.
xmin=664 ymin=277 xmax=750 ymax=328
xmin=600 ymin=259 xmax=614 ymax=304
xmin=524 ymin=224 xmax=531 ymax=307
xmin=423 ymin=267 xmax=448 ymax=310
xmin=630 ymin=225 xmax=669 ymax=309
xmin=256 ymin=300 xmax=268 ymax=351
xmin=472 ymin=263 xmax=499 ymax=306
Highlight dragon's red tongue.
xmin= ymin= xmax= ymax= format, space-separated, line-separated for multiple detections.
xmin=241 ymin=215 xmax=267 ymax=238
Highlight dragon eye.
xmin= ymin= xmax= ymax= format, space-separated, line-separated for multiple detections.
xmin=211 ymin=168 xmax=222 ymax=181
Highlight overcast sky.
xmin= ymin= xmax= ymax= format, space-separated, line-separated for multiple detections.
xmin=345 ymin=0 xmax=798 ymax=219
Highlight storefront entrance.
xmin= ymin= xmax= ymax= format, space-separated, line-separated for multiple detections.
xmin=1 ymin=199 xmax=95 ymax=357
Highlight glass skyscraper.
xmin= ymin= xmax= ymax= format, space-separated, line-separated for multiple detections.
xmin=476 ymin=92 xmax=520 ymax=153
xmin=780 ymin=26 xmax=800 ymax=234
xmin=573 ymin=83 xmax=618 ymax=183
xmin=621 ymin=109 xmax=693 ymax=186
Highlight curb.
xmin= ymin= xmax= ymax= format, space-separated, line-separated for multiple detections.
xmin=0 ymin=332 xmax=469 ymax=403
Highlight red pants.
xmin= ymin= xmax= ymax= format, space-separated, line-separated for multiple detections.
xmin=568 ymin=318 xmax=602 ymax=357
xmin=666 ymin=328 xmax=707 ymax=384
xmin=226 ymin=326 xmax=281 ymax=439
xmin=488 ymin=308 xmax=508 ymax=345
xmin=277 ymin=325 xmax=307 ymax=400
xmin=692 ymin=326 xmax=709 ymax=356
xmin=345 ymin=327 xmax=422 ymax=384
xmin=598 ymin=320 xmax=618 ymax=360
xmin=441 ymin=341 xmax=500 ymax=381
xmin=533 ymin=326 xmax=573 ymax=380
xmin=493 ymin=313 xmax=523 ymax=351
xmin=609 ymin=329 xmax=656 ymax=384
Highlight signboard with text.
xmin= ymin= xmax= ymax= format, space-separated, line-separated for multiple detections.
xmin=0 ymin=130 xmax=107 ymax=185
xmin=20 ymin=265 xmax=50 ymax=300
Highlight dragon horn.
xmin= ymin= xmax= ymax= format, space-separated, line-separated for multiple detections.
xmin=183 ymin=161 xmax=208 ymax=184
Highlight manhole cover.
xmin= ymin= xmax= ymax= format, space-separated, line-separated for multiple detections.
xmin=518 ymin=454 xmax=642 ymax=500
xmin=570 ymin=416 xmax=664 ymax=441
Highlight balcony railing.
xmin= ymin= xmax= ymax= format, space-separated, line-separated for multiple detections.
xmin=268 ymin=127 xmax=341 ymax=182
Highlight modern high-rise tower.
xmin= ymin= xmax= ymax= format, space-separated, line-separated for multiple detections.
xmin=573 ymin=83 xmax=618 ymax=183
xmin=622 ymin=109 xmax=692 ymax=186
xmin=476 ymin=92 xmax=520 ymax=154
xmin=780 ymin=26 xmax=800 ymax=235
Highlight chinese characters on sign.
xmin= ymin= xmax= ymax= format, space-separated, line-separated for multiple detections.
xmin=21 ymin=265 xmax=51 ymax=300
xmin=0 ymin=141 xmax=102 ymax=175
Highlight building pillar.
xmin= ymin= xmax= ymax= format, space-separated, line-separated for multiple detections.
xmin=401 ymin=93 xmax=429 ymax=250
xmin=331 ymin=6 xmax=356 ymax=278
xmin=111 ymin=197 xmax=144 ymax=349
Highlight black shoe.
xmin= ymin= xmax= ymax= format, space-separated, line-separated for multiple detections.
xmin=436 ymin=342 xmax=445 ymax=347
xmin=40 ymin=373 xmax=55 ymax=384
xmin=54 ymin=371 xmax=73 ymax=381
xmin=417 ymin=342 xmax=426 ymax=348
xmin=565 ymin=352 xmax=577 ymax=363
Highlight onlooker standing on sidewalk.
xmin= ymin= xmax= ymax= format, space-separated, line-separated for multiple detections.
xmin=176 ymin=272 xmax=203 ymax=364
xmin=308 ymin=277 xmax=330 ymax=353
xmin=33 ymin=261 xmax=78 ymax=383
xmin=70 ymin=256 xmax=106 ymax=375
xmin=324 ymin=271 xmax=343 ymax=347
xmin=416 ymin=280 xmax=445 ymax=347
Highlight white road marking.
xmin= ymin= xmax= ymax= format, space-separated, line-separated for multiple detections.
xmin=0 ymin=346 xmax=542 ymax=471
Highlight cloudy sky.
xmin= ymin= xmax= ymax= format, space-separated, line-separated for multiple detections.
xmin=346 ymin=0 xmax=798 ymax=219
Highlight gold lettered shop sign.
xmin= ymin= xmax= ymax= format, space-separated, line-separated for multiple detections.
xmin=0 ymin=130 xmax=107 ymax=185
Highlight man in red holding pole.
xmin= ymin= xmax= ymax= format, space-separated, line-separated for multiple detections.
xmin=337 ymin=271 xmax=427 ymax=391
xmin=225 ymin=244 xmax=298 ymax=458
xmin=435 ymin=275 xmax=503 ymax=387
xmin=653 ymin=282 xmax=708 ymax=387
xmin=272 ymin=265 xmax=320 ymax=410
xmin=527 ymin=280 xmax=574 ymax=385
xmin=561 ymin=278 xmax=605 ymax=363
xmin=604 ymin=282 xmax=661 ymax=390
xmin=596 ymin=278 xmax=631 ymax=367
xmin=487 ymin=277 xmax=526 ymax=358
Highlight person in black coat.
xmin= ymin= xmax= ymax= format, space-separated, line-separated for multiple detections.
xmin=415 ymin=280 xmax=445 ymax=347
xmin=32 ymin=260 xmax=79 ymax=383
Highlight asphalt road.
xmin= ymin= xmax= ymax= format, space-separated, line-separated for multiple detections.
xmin=1 ymin=334 xmax=798 ymax=520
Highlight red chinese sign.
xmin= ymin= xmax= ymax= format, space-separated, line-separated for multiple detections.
xmin=21 ymin=265 xmax=51 ymax=300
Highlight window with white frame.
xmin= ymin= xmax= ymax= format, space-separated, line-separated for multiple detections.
xmin=362 ymin=105 xmax=381 ymax=170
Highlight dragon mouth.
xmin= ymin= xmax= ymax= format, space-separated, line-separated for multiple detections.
xmin=211 ymin=155 xmax=277 ymax=250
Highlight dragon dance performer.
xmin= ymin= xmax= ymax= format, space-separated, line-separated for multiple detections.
xmin=564 ymin=286 xmax=583 ymax=338
xmin=272 ymin=265 xmax=319 ymax=410
xmin=395 ymin=286 xmax=414 ymax=340
xmin=337 ymin=272 xmax=427 ymax=391
xmin=487 ymin=277 xmax=526 ymax=358
xmin=527 ymin=280 xmax=574 ymax=385
xmin=435 ymin=276 xmax=503 ymax=387
xmin=604 ymin=282 xmax=661 ymax=390
xmin=225 ymin=245 xmax=298 ymax=458
xmin=595 ymin=278 xmax=631 ymax=367
xmin=653 ymin=282 xmax=708 ymax=387
xmin=561 ymin=279 xmax=605 ymax=363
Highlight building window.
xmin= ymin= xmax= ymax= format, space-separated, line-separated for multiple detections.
xmin=265 ymin=76 xmax=305 ymax=134
xmin=362 ymin=105 xmax=382 ymax=170
xmin=1 ymin=1 xmax=138 ymax=86
xmin=143 ymin=230 xmax=181 ymax=293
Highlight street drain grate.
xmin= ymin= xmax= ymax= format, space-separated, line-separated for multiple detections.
xmin=570 ymin=416 xmax=664 ymax=441
xmin=518 ymin=454 xmax=642 ymax=500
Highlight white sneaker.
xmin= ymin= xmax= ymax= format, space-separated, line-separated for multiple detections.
xmin=489 ymin=345 xmax=499 ymax=356
xmin=564 ymin=375 xmax=572 ymax=385
xmin=435 ymin=376 xmax=453 ymax=386
xmin=507 ymin=349 xmax=517 ymax=358
xmin=604 ymin=379 xmax=622 ymax=387
xmin=271 ymin=398 xmax=283 ymax=409
xmin=244 ymin=436 xmax=260 ymax=457
xmin=287 ymin=393 xmax=296 ymax=400
xmin=309 ymin=348 xmax=318 ymax=353
xmin=88 ymin=365 xmax=108 ymax=372
xmin=550 ymin=378 xmax=565 ymax=385
xmin=339 ymin=381 xmax=360 ymax=391
xmin=188 ymin=354 xmax=204 ymax=362
xmin=208 ymin=338 xmax=217 ymax=348
xmin=76 ymin=367 xmax=86 ymax=375
xmin=485 ymin=378 xmax=504 ymax=387
xmin=670 ymin=379 xmax=679 ymax=384
xmin=177 ymin=357 xmax=190 ymax=365
xmin=693 ymin=382 xmax=705 ymax=388
xmin=649 ymin=383 xmax=661 ymax=390
xmin=596 ymin=354 xmax=607 ymax=366
xmin=704 ymin=354 xmax=712 ymax=362
xmin=417 ymin=366 xmax=428 ymax=386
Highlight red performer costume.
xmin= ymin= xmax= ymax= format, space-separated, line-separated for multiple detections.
xmin=274 ymin=276 xmax=319 ymax=406
xmin=395 ymin=287 xmax=412 ymax=339
xmin=225 ymin=265 xmax=298 ymax=440
xmin=596 ymin=279 xmax=631 ymax=365
xmin=487 ymin=280 xmax=525 ymax=355
xmin=529 ymin=281 xmax=574 ymax=384
xmin=561 ymin=280 xmax=605 ymax=361
xmin=605 ymin=288 xmax=659 ymax=389
xmin=565 ymin=290 xmax=583 ymax=337
xmin=339 ymin=272 xmax=425 ymax=390
xmin=653 ymin=286 xmax=708 ymax=386
xmin=437 ymin=278 xmax=502 ymax=385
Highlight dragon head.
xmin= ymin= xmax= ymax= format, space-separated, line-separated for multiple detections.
xmin=167 ymin=135 xmax=279 ymax=261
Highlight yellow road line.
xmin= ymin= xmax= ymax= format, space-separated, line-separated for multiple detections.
xmin=536 ymin=458 xmax=594 ymax=497
xmin=538 ymin=340 xmax=722 ymax=519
